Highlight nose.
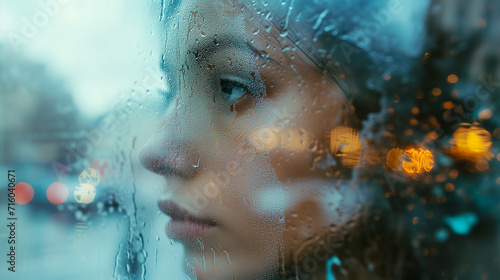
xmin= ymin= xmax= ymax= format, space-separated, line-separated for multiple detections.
xmin=140 ymin=102 xmax=202 ymax=180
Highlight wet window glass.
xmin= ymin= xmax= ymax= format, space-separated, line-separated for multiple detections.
xmin=1 ymin=0 xmax=499 ymax=279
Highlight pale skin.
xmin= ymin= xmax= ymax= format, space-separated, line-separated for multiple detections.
xmin=140 ymin=0 xmax=371 ymax=279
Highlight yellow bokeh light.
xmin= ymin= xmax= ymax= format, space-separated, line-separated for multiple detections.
xmin=449 ymin=123 xmax=493 ymax=162
xmin=251 ymin=127 xmax=312 ymax=152
xmin=74 ymin=183 xmax=96 ymax=204
xmin=79 ymin=168 xmax=101 ymax=187
xmin=75 ymin=167 xmax=101 ymax=204
xmin=330 ymin=126 xmax=362 ymax=168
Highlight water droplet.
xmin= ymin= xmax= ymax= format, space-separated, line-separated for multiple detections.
xmin=137 ymin=249 xmax=148 ymax=264
xmin=192 ymin=156 xmax=201 ymax=168
xmin=223 ymin=250 xmax=231 ymax=266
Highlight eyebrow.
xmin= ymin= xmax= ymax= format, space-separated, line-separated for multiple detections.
xmin=160 ymin=34 xmax=283 ymax=77
xmin=186 ymin=34 xmax=243 ymax=61
xmin=186 ymin=34 xmax=283 ymax=66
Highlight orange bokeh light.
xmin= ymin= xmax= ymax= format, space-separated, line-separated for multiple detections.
xmin=386 ymin=148 xmax=402 ymax=170
xmin=330 ymin=126 xmax=363 ymax=168
xmin=387 ymin=147 xmax=434 ymax=174
xmin=443 ymin=101 xmax=454 ymax=110
xmin=402 ymin=148 xmax=434 ymax=174
xmin=447 ymin=74 xmax=458 ymax=83
xmin=432 ymin=88 xmax=442 ymax=96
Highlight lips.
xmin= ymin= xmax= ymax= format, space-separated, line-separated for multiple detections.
xmin=158 ymin=200 xmax=217 ymax=240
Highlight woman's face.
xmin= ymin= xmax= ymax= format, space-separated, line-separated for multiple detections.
xmin=140 ymin=0 xmax=366 ymax=279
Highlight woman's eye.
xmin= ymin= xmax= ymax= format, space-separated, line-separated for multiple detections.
xmin=220 ymin=79 xmax=250 ymax=101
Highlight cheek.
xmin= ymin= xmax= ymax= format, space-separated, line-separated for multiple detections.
xmin=281 ymin=182 xmax=367 ymax=261
xmin=281 ymin=185 xmax=337 ymax=261
xmin=261 ymin=98 xmax=346 ymax=181
xmin=283 ymin=182 xmax=342 ymax=229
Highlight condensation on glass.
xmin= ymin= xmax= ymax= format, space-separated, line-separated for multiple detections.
xmin=0 ymin=0 xmax=499 ymax=280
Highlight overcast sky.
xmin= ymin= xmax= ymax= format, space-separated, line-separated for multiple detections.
xmin=0 ymin=0 xmax=164 ymax=118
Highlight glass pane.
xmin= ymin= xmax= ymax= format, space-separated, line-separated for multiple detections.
xmin=1 ymin=0 xmax=499 ymax=279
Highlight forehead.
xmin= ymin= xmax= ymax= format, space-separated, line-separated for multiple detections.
xmin=176 ymin=0 xmax=244 ymax=36
xmin=170 ymin=0 xmax=314 ymax=71
xmin=165 ymin=1 xmax=243 ymax=60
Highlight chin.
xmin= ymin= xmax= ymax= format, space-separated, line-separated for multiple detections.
xmin=189 ymin=257 xmax=281 ymax=280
